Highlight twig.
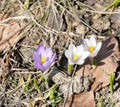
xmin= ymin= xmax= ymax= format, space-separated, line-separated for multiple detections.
xmin=85 ymin=9 xmax=120 ymax=14
xmin=53 ymin=0 xmax=100 ymax=35
xmin=0 ymin=16 xmax=31 ymax=23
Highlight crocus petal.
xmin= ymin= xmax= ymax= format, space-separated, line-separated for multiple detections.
xmin=42 ymin=61 xmax=51 ymax=71
xmin=76 ymin=44 xmax=84 ymax=56
xmin=68 ymin=59 xmax=75 ymax=65
xmin=40 ymin=66 xmax=46 ymax=71
xmin=90 ymin=35 xmax=96 ymax=47
xmin=33 ymin=44 xmax=56 ymax=71
xmin=65 ymin=50 xmax=70 ymax=59
xmin=65 ymin=49 xmax=73 ymax=61
xmin=33 ymin=53 xmax=45 ymax=71
xmin=95 ymin=42 xmax=102 ymax=53
xmin=90 ymin=42 xmax=102 ymax=57
xmin=75 ymin=51 xmax=90 ymax=65
xmin=84 ymin=39 xmax=90 ymax=50
xmin=83 ymin=35 xmax=102 ymax=58
xmin=36 ymin=44 xmax=46 ymax=56
xmin=33 ymin=53 xmax=41 ymax=62
xmin=68 ymin=43 xmax=75 ymax=50
xmin=76 ymin=60 xmax=84 ymax=65
xmin=69 ymin=43 xmax=77 ymax=55
xmin=80 ymin=51 xmax=90 ymax=61
xmin=45 ymin=48 xmax=52 ymax=58
xmin=90 ymin=52 xmax=97 ymax=57
xmin=34 ymin=61 xmax=45 ymax=71
xmin=65 ymin=43 xmax=75 ymax=60
xmin=50 ymin=53 xmax=57 ymax=64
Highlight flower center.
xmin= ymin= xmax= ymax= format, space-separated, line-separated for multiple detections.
xmin=41 ymin=56 xmax=46 ymax=64
xmin=73 ymin=54 xmax=79 ymax=61
xmin=89 ymin=45 xmax=94 ymax=53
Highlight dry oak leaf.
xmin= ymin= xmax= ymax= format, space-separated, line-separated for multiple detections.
xmin=0 ymin=14 xmax=21 ymax=51
xmin=65 ymin=91 xmax=95 ymax=107
xmin=76 ymin=37 xmax=119 ymax=91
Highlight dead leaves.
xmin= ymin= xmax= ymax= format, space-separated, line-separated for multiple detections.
xmin=76 ymin=37 xmax=119 ymax=91
xmin=91 ymin=37 xmax=119 ymax=91
xmin=65 ymin=91 xmax=95 ymax=107
xmin=0 ymin=14 xmax=21 ymax=51
xmin=66 ymin=37 xmax=119 ymax=107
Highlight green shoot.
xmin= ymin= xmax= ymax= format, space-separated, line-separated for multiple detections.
xmin=24 ymin=0 xmax=30 ymax=9
xmin=34 ymin=77 xmax=40 ymax=93
xmin=105 ymin=0 xmax=120 ymax=10
xmin=91 ymin=59 xmax=97 ymax=69
xmin=24 ymin=86 xmax=31 ymax=93
xmin=21 ymin=74 xmax=31 ymax=94
xmin=68 ymin=64 xmax=73 ymax=75
xmin=40 ymin=71 xmax=49 ymax=89
xmin=29 ymin=100 xmax=34 ymax=107
xmin=97 ymin=98 xmax=103 ymax=107
xmin=110 ymin=72 xmax=115 ymax=94
xmin=49 ymin=85 xmax=57 ymax=100
xmin=52 ymin=97 xmax=63 ymax=107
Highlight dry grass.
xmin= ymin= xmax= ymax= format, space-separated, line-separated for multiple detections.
xmin=0 ymin=0 xmax=120 ymax=107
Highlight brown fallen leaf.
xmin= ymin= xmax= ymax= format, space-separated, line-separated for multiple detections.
xmin=91 ymin=37 xmax=119 ymax=91
xmin=0 ymin=13 xmax=21 ymax=51
xmin=65 ymin=91 xmax=95 ymax=107
xmin=76 ymin=37 xmax=119 ymax=91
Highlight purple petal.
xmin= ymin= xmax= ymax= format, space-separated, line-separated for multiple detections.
xmin=42 ymin=61 xmax=51 ymax=71
xmin=36 ymin=44 xmax=46 ymax=56
xmin=41 ymin=53 xmax=56 ymax=71
xmin=45 ymin=48 xmax=52 ymax=58
xmin=50 ymin=53 xmax=57 ymax=64
xmin=33 ymin=44 xmax=56 ymax=71
xmin=34 ymin=60 xmax=45 ymax=71
xmin=33 ymin=52 xmax=40 ymax=61
xmin=33 ymin=51 xmax=46 ymax=71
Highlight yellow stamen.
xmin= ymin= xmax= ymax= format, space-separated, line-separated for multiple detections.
xmin=41 ymin=56 xmax=46 ymax=64
xmin=89 ymin=45 xmax=94 ymax=53
xmin=73 ymin=54 xmax=79 ymax=61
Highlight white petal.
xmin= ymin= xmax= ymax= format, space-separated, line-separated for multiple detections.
xmin=76 ymin=44 xmax=84 ymax=56
xmin=76 ymin=60 xmax=84 ymax=65
xmin=65 ymin=50 xmax=69 ymax=59
xmin=69 ymin=43 xmax=76 ymax=54
xmin=90 ymin=52 xmax=97 ymax=57
xmin=95 ymin=42 xmax=102 ymax=52
xmin=84 ymin=39 xmax=90 ymax=51
xmin=84 ymin=39 xmax=90 ymax=46
xmin=68 ymin=43 xmax=75 ymax=50
xmin=90 ymin=42 xmax=102 ymax=57
xmin=90 ymin=35 xmax=96 ymax=47
xmin=75 ymin=51 xmax=90 ymax=65
xmin=68 ymin=59 xmax=75 ymax=65
xmin=80 ymin=51 xmax=90 ymax=61
xmin=65 ymin=50 xmax=72 ymax=60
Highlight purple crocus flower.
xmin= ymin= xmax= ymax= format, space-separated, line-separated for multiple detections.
xmin=33 ymin=44 xmax=56 ymax=71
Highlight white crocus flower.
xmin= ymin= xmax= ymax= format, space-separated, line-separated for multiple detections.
xmin=65 ymin=43 xmax=90 ymax=65
xmin=84 ymin=35 xmax=102 ymax=57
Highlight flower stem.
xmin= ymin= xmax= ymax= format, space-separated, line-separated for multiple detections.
xmin=40 ymin=71 xmax=49 ymax=89
xmin=91 ymin=58 xmax=97 ymax=69
xmin=92 ymin=59 xmax=97 ymax=65
xmin=68 ymin=64 xmax=73 ymax=75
